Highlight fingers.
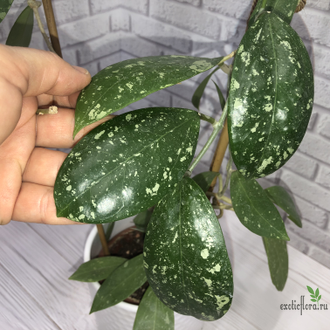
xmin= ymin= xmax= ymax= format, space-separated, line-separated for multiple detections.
xmin=36 ymin=108 xmax=114 ymax=148
xmin=0 ymin=158 xmax=22 ymax=225
xmin=23 ymin=148 xmax=67 ymax=186
xmin=0 ymin=45 xmax=91 ymax=97
xmin=12 ymin=182 xmax=78 ymax=225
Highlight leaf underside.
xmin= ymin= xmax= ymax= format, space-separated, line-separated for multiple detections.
xmin=54 ymin=108 xmax=200 ymax=224
xmin=144 ymin=177 xmax=233 ymax=321
xmin=228 ymin=12 xmax=313 ymax=179
xmin=192 ymin=171 xmax=219 ymax=192
xmin=6 ymin=6 xmax=33 ymax=47
xmin=262 ymin=237 xmax=288 ymax=291
xmin=74 ymin=55 xmax=221 ymax=137
xmin=133 ymin=286 xmax=174 ymax=330
xmin=230 ymin=171 xmax=289 ymax=240
xmin=0 ymin=0 xmax=14 ymax=24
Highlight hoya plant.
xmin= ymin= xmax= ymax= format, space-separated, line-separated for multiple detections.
xmin=1 ymin=0 xmax=313 ymax=328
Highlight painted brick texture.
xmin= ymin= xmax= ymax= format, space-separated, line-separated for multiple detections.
xmin=0 ymin=1 xmax=330 ymax=269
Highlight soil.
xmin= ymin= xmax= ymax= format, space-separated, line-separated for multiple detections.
xmin=97 ymin=226 xmax=149 ymax=305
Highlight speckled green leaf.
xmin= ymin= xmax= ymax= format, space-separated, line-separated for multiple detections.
xmin=192 ymin=171 xmax=219 ymax=192
xmin=90 ymin=254 xmax=146 ymax=313
xmin=228 ymin=12 xmax=314 ymax=179
xmin=213 ymin=81 xmax=225 ymax=110
xmin=249 ymin=0 xmax=299 ymax=26
xmin=144 ymin=177 xmax=233 ymax=321
xmin=230 ymin=171 xmax=289 ymax=240
xmin=133 ymin=286 xmax=174 ymax=330
xmin=6 ymin=6 xmax=33 ymax=47
xmin=133 ymin=209 xmax=153 ymax=233
xmin=69 ymin=256 xmax=126 ymax=282
xmin=262 ymin=237 xmax=288 ymax=291
xmin=265 ymin=186 xmax=302 ymax=227
xmin=0 ymin=0 xmax=14 ymax=23
xmin=54 ymin=108 xmax=200 ymax=223
xmin=74 ymin=55 xmax=221 ymax=137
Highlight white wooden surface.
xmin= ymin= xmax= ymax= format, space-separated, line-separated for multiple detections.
xmin=0 ymin=212 xmax=329 ymax=330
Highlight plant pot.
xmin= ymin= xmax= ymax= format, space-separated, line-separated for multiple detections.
xmin=84 ymin=217 xmax=204 ymax=330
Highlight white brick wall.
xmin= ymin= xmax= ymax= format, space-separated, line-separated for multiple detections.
xmin=1 ymin=0 xmax=330 ymax=269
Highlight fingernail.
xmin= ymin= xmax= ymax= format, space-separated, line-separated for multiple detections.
xmin=73 ymin=65 xmax=90 ymax=75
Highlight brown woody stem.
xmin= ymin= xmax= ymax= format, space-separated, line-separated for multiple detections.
xmin=96 ymin=224 xmax=110 ymax=256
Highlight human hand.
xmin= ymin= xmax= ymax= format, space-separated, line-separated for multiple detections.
xmin=0 ymin=45 xmax=107 ymax=225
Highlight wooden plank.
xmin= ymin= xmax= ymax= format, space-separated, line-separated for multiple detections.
xmin=0 ymin=264 xmax=59 ymax=329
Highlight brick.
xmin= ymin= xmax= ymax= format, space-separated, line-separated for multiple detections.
xmin=91 ymin=0 xmax=148 ymax=15
xmin=77 ymin=33 xmax=121 ymax=65
xmin=292 ymin=195 xmax=328 ymax=229
xmin=281 ymin=171 xmax=330 ymax=212
xmin=306 ymin=0 xmax=330 ymax=11
xmin=283 ymin=152 xmax=318 ymax=179
xmin=308 ymin=111 xmax=318 ymax=130
xmin=29 ymin=31 xmax=48 ymax=51
xmin=286 ymin=230 xmax=309 ymax=254
xmin=315 ymin=164 xmax=330 ymax=189
xmin=203 ymin=0 xmax=252 ymax=20
xmin=318 ymin=115 xmax=330 ymax=139
xmin=308 ymin=247 xmax=330 ymax=268
xmin=314 ymin=75 xmax=330 ymax=109
xmin=52 ymin=0 xmax=89 ymax=25
xmin=98 ymin=52 xmax=122 ymax=70
xmin=292 ymin=9 xmax=330 ymax=48
xmin=169 ymin=80 xmax=196 ymax=104
xmin=219 ymin=16 xmax=245 ymax=45
xmin=313 ymin=44 xmax=330 ymax=80
xmin=145 ymin=90 xmax=172 ymax=107
xmin=111 ymin=8 xmax=130 ymax=32
xmin=121 ymin=34 xmax=170 ymax=57
xmin=173 ymin=0 xmax=201 ymax=6
xmin=150 ymin=0 xmax=221 ymax=39
xmin=130 ymin=14 xmax=193 ymax=53
xmin=58 ymin=14 xmax=110 ymax=48
xmin=61 ymin=47 xmax=78 ymax=66
xmin=299 ymin=131 xmax=330 ymax=164
xmin=286 ymin=220 xmax=330 ymax=253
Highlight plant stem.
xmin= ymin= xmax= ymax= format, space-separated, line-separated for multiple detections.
xmin=42 ymin=0 xmax=62 ymax=57
xmin=28 ymin=0 xmax=55 ymax=53
xmin=217 ymin=51 xmax=236 ymax=66
xmin=188 ymin=102 xmax=228 ymax=173
xmin=96 ymin=224 xmax=110 ymax=256
xmin=199 ymin=113 xmax=216 ymax=125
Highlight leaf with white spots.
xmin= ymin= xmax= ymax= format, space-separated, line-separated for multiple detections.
xmin=90 ymin=254 xmax=147 ymax=313
xmin=230 ymin=171 xmax=290 ymax=240
xmin=262 ymin=236 xmax=288 ymax=291
xmin=69 ymin=256 xmax=126 ymax=282
xmin=6 ymin=6 xmax=33 ymax=47
xmin=228 ymin=12 xmax=314 ymax=179
xmin=133 ymin=209 xmax=153 ymax=233
xmin=0 ymin=0 xmax=14 ymax=23
xmin=54 ymin=108 xmax=199 ymax=223
xmin=265 ymin=186 xmax=302 ymax=228
xmin=192 ymin=171 xmax=220 ymax=192
xmin=74 ymin=55 xmax=221 ymax=137
xmin=249 ymin=0 xmax=299 ymax=26
xmin=133 ymin=286 xmax=174 ymax=330
xmin=144 ymin=177 xmax=233 ymax=321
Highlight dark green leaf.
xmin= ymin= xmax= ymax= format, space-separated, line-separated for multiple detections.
xmin=306 ymin=286 xmax=314 ymax=294
xmin=74 ymin=55 xmax=221 ymax=136
xmin=133 ymin=286 xmax=174 ymax=330
xmin=90 ymin=254 xmax=147 ymax=313
xmin=192 ymin=66 xmax=220 ymax=110
xmin=133 ymin=209 xmax=153 ymax=233
xmin=315 ymin=288 xmax=319 ymax=298
xmin=144 ymin=177 xmax=233 ymax=321
xmin=249 ymin=0 xmax=299 ymax=26
xmin=55 ymin=108 xmax=200 ymax=224
xmin=192 ymin=171 xmax=219 ymax=192
xmin=265 ymin=186 xmax=302 ymax=227
xmin=310 ymin=299 xmax=317 ymax=302
xmin=228 ymin=12 xmax=314 ymax=179
xmin=262 ymin=237 xmax=288 ymax=291
xmin=318 ymin=295 xmax=321 ymax=302
xmin=212 ymin=81 xmax=226 ymax=110
xmin=6 ymin=6 xmax=33 ymax=47
xmin=69 ymin=256 xmax=126 ymax=282
xmin=230 ymin=171 xmax=289 ymax=240
xmin=0 ymin=0 xmax=14 ymax=23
